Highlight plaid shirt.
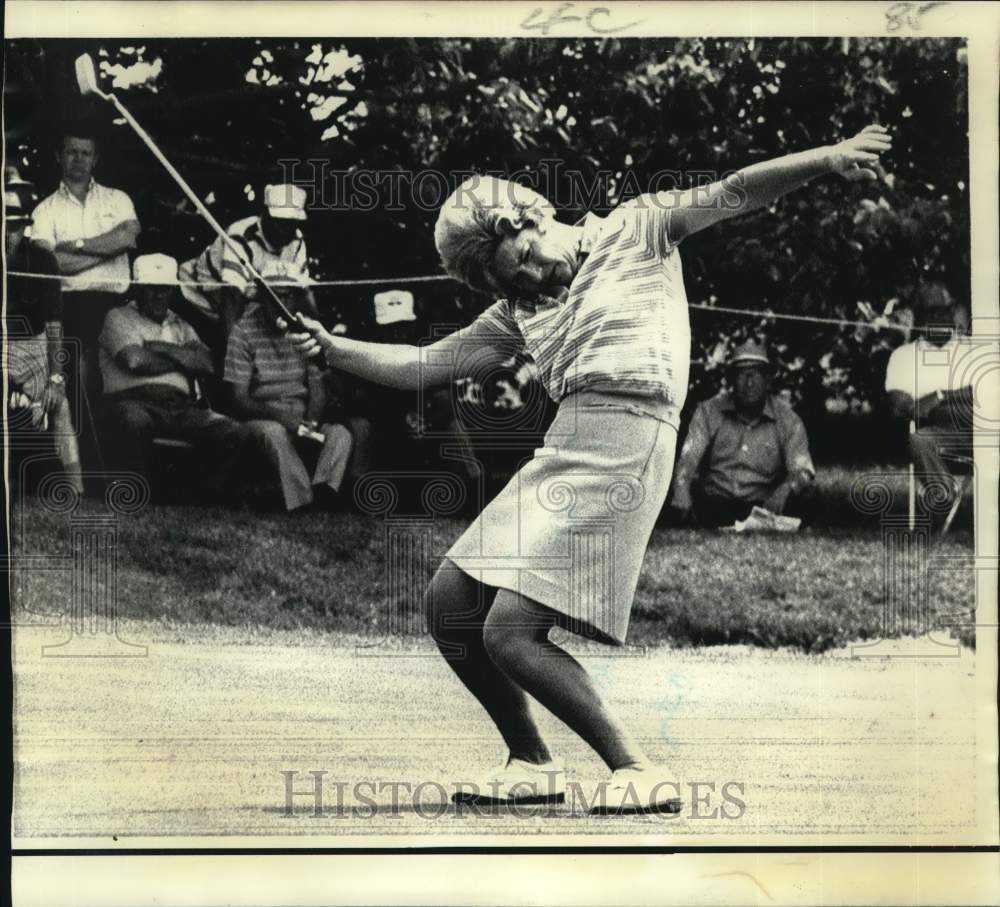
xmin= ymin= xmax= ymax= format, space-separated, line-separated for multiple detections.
xmin=671 ymin=392 xmax=815 ymax=504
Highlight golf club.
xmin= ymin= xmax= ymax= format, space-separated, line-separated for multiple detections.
xmin=75 ymin=52 xmax=316 ymax=345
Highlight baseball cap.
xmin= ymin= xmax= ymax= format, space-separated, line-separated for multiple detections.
xmin=264 ymin=183 xmax=307 ymax=221
xmin=133 ymin=253 xmax=179 ymax=285
xmin=374 ymin=289 xmax=416 ymax=326
xmin=729 ymin=339 xmax=770 ymax=368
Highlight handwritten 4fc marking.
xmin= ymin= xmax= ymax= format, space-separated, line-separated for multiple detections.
xmin=521 ymin=3 xmax=645 ymax=36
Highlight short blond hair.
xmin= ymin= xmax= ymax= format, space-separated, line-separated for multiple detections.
xmin=434 ymin=176 xmax=555 ymax=295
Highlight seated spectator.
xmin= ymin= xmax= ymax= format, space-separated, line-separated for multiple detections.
xmin=885 ymin=282 xmax=974 ymax=508
xmin=224 ymin=263 xmax=354 ymax=511
xmin=98 ymin=254 xmax=251 ymax=492
xmin=669 ymin=339 xmax=816 ymax=527
xmin=4 ymin=178 xmax=83 ymax=493
xmin=176 ymin=183 xmax=309 ymax=360
xmin=322 ymin=360 xmax=375 ymax=485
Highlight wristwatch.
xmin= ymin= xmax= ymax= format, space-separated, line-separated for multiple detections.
xmin=48 ymin=373 xmax=65 ymax=386
xmin=74 ymin=238 xmax=85 ymax=250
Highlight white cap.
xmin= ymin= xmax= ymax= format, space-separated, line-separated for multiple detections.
xmin=264 ymin=183 xmax=307 ymax=221
xmin=259 ymin=260 xmax=310 ymax=286
xmin=374 ymin=289 xmax=416 ymax=326
xmin=133 ymin=253 xmax=179 ymax=285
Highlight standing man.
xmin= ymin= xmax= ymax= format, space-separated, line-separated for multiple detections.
xmin=669 ymin=339 xmax=816 ymax=527
xmin=885 ymin=282 xmax=975 ymax=509
xmin=177 ymin=183 xmax=309 ymax=358
xmin=98 ymin=254 xmax=251 ymax=493
xmin=30 ymin=123 xmax=140 ymax=422
xmin=4 ymin=178 xmax=83 ymax=493
xmin=224 ymin=262 xmax=354 ymax=512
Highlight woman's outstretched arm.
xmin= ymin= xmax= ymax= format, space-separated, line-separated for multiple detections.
xmin=287 ymin=314 xmax=511 ymax=391
xmin=663 ymin=124 xmax=892 ymax=242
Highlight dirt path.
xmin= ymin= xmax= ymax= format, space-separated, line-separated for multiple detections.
xmin=12 ymin=620 xmax=985 ymax=846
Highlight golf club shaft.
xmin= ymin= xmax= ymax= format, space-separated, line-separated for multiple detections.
xmin=105 ymin=94 xmax=305 ymax=330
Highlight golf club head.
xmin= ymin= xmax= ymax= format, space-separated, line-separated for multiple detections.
xmin=75 ymin=54 xmax=108 ymax=99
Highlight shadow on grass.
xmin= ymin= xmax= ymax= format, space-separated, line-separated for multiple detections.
xmin=10 ymin=465 xmax=977 ymax=653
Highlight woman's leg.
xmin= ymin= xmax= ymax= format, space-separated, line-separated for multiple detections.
xmin=483 ymin=590 xmax=649 ymax=772
xmin=426 ymin=559 xmax=552 ymax=765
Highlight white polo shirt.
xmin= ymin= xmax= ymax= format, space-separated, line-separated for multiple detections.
xmin=30 ymin=180 xmax=139 ymax=294
xmin=98 ymin=301 xmax=198 ymax=396
xmin=884 ymin=336 xmax=974 ymax=399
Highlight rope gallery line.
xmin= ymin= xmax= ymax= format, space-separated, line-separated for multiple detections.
xmin=4 ymin=268 xmax=925 ymax=333
xmin=3 ymin=270 xmax=447 ymax=288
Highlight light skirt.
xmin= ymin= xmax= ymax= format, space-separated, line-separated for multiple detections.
xmin=446 ymin=390 xmax=678 ymax=645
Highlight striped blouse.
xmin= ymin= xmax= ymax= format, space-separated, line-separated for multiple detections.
xmin=467 ymin=193 xmax=691 ymax=415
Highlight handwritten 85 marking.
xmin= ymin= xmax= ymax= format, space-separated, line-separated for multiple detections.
xmin=885 ymin=2 xmax=950 ymax=32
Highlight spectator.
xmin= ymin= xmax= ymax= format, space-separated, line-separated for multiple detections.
xmin=322 ymin=358 xmax=376 ymax=486
xmin=354 ymin=289 xmax=481 ymax=492
xmin=4 ymin=178 xmax=83 ymax=493
xmin=224 ymin=263 xmax=354 ymax=511
xmin=30 ymin=122 xmax=140 ymax=427
xmin=98 ymin=254 xmax=251 ymax=491
xmin=669 ymin=339 xmax=816 ymax=527
xmin=177 ymin=183 xmax=309 ymax=357
xmin=885 ymin=282 xmax=974 ymax=507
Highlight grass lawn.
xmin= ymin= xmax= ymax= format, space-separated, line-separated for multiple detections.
xmin=10 ymin=467 xmax=976 ymax=653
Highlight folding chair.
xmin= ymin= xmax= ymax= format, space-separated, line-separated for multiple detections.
xmin=147 ymin=378 xmax=211 ymax=499
xmin=907 ymin=420 xmax=973 ymax=536
xmin=940 ymin=453 xmax=974 ymax=536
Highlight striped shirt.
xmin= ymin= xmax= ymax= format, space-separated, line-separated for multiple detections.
xmin=224 ymin=302 xmax=308 ymax=421
xmin=179 ymin=215 xmax=308 ymax=317
xmin=30 ymin=180 xmax=138 ymax=294
xmin=468 ymin=194 xmax=690 ymax=416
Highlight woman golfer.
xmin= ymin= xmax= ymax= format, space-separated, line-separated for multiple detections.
xmin=291 ymin=124 xmax=891 ymax=813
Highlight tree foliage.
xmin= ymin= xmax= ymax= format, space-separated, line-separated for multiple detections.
xmin=4 ymin=36 xmax=969 ymax=429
